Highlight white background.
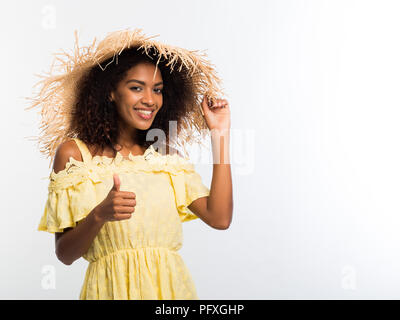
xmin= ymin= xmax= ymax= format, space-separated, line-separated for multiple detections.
xmin=1 ymin=0 xmax=400 ymax=299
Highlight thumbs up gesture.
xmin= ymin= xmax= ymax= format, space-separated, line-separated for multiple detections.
xmin=94 ymin=173 xmax=136 ymax=223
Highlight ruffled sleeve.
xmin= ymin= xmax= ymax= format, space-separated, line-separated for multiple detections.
xmin=170 ymin=161 xmax=210 ymax=223
xmin=37 ymin=159 xmax=101 ymax=233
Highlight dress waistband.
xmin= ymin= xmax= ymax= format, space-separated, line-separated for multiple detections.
xmin=87 ymin=247 xmax=179 ymax=264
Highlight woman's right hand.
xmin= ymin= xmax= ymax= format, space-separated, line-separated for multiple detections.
xmin=94 ymin=173 xmax=136 ymax=223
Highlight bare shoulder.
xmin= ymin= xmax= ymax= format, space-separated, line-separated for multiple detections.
xmin=53 ymin=139 xmax=83 ymax=242
xmin=52 ymin=139 xmax=83 ymax=174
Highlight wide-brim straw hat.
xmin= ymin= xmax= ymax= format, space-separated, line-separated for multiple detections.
xmin=25 ymin=28 xmax=225 ymax=167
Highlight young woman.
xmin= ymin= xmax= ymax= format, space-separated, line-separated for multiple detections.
xmin=30 ymin=29 xmax=233 ymax=300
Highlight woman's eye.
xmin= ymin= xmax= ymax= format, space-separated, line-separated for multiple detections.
xmin=130 ymin=87 xmax=162 ymax=93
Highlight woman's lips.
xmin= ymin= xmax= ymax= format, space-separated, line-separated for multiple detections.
xmin=133 ymin=108 xmax=154 ymax=120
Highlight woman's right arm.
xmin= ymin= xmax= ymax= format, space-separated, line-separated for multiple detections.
xmin=53 ymin=140 xmax=136 ymax=265
xmin=55 ymin=207 xmax=105 ymax=265
xmin=52 ymin=140 xmax=104 ymax=265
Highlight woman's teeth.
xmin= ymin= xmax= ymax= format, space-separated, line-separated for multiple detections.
xmin=133 ymin=108 xmax=154 ymax=120
xmin=136 ymin=109 xmax=152 ymax=115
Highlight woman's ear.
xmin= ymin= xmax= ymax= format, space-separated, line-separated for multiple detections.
xmin=109 ymin=92 xmax=115 ymax=102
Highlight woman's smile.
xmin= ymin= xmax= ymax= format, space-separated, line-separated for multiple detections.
xmin=132 ymin=107 xmax=155 ymax=120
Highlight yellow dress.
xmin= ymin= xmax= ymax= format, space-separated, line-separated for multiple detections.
xmin=37 ymin=138 xmax=210 ymax=300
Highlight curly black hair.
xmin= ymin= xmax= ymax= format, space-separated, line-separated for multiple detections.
xmin=67 ymin=46 xmax=197 ymax=158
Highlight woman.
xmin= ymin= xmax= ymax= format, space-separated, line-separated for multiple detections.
xmin=29 ymin=29 xmax=233 ymax=300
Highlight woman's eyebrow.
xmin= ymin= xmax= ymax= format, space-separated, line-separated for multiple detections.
xmin=125 ymin=79 xmax=163 ymax=86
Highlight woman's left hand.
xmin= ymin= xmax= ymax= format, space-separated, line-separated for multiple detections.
xmin=201 ymin=95 xmax=231 ymax=132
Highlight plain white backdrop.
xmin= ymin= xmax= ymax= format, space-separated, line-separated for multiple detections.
xmin=1 ymin=0 xmax=400 ymax=299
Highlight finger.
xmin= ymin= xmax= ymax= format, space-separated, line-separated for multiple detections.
xmin=221 ymin=99 xmax=229 ymax=108
xmin=213 ymin=100 xmax=229 ymax=109
xmin=113 ymin=213 xmax=133 ymax=221
xmin=114 ymin=206 xmax=136 ymax=213
xmin=111 ymin=173 xmax=120 ymax=192
xmin=114 ymin=198 xmax=136 ymax=207
xmin=115 ymin=191 xmax=136 ymax=199
xmin=215 ymin=99 xmax=228 ymax=107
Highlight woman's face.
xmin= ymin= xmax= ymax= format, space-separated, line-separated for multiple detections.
xmin=110 ymin=61 xmax=163 ymax=131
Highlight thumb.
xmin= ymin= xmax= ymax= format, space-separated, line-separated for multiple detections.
xmin=111 ymin=173 xmax=120 ymax=192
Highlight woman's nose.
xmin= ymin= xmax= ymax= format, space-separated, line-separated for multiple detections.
xmin=141 ymin=88 xmax=154 ymax=105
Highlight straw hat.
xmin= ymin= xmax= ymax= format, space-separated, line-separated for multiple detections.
xmin=25 ymin=28 xmax=225 ymax=167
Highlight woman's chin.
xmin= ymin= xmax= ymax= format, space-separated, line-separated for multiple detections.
xmin=130 ymin=120 xmax=154 ymax=130
xmin=128 ymin=109 xmax=157 ymax=130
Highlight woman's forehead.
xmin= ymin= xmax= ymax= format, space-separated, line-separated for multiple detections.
xmin=124 ymin=62 xmax=163 ymax=82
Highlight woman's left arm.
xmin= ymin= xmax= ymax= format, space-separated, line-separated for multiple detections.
xmin=188 ymin=96 xmax=233 ymax=230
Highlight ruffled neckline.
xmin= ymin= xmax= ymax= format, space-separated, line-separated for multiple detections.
xmin=91 ymin=144 xmax=158 ymax=165
xmin=49 ymin=144 xmax=195 ymax=183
